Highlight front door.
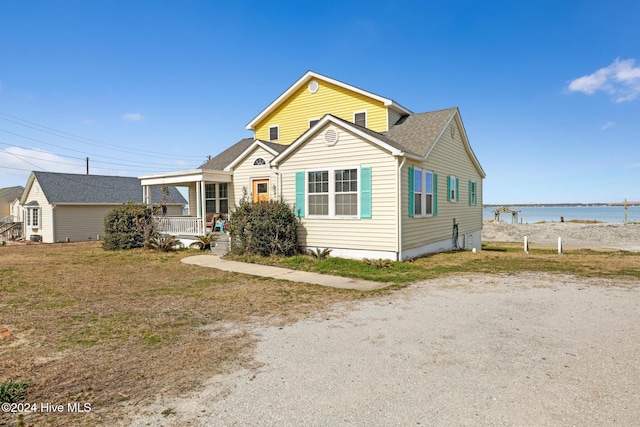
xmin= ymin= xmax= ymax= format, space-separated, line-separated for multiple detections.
xmin=252 ymin=179 xmax=270 ymax=203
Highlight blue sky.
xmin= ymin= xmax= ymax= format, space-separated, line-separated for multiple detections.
xmin=1 ymin=0 xmax=639 ymax=204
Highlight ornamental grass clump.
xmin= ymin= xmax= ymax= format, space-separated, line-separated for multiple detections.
xmin=228 ymin=199 xmax=299 ymax=257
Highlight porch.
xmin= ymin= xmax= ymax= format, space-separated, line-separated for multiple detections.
xmin=140 ymin=168 xmax=232 ymax=237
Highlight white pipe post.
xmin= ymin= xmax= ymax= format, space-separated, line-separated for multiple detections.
xmin=558 ymin=237 xmax=563 ymax=254
xmin=524 ymin=235 xmax=529 ymax=254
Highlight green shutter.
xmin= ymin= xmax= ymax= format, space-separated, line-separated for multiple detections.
xmin=360 ymin=167 xmax=372 ymax=219
xmin=447 ymin=176 xmax=451 ymax=201
xmin=456 ymin=178 xmax=459 ymax=202
xmin=295 ymin=171 xmax=305 ymax=218
xmin=408 ymin=167 xmax=414 ymax=218
xmin=433 ymin=173 xmax=438 ymax=216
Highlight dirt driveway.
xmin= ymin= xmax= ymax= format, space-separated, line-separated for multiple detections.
xmin=131 ymin=273 xmax=640 ymax=426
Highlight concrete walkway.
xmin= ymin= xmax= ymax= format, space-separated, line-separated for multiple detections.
xmin=181 ymin=255 xmax=388 ymax=291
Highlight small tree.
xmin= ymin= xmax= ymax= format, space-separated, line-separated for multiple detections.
xmin=228 ymin=199 xmax=299 ymax=257
xmin=103 ymin=202 xmax=156 ymax=250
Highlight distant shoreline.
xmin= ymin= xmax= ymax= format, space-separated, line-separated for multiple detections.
xmin=484 ymin=202 xmax=640 ymax=208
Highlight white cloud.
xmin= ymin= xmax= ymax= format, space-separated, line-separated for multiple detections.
xmin=121 ymin=112 xmax=144 ymax=121
xmin=82 ymin=118 xmax=96 ymax=125
xmin=568 ymin=58 xmax=640 ymax=102
xmin=600 ymin=121 xmax=616 ymax=131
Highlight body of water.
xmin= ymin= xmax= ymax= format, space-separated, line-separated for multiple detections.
xmin=483 ymin=205 xmax=640 ymax=224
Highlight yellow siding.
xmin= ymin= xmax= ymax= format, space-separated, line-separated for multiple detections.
xmin=402 ymin=118 xmax=483 ymax=250
xmin=277 ymin=124 xmax=398 ymax=252
xmin=254 ymin=79 xmax=389 ymax=144
xmin=231 ymin=146 xmax=278 ymax=206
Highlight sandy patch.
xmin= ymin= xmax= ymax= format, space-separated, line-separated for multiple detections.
xmin=482 ymin=221 xmax=640 ymax=251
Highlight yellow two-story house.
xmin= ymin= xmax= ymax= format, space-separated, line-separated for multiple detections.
xmin=141 ymin=71 xmax=486 ymax=260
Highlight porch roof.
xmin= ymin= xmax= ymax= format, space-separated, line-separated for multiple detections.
xmin=139 ymin=168 xmax=232 ymax=186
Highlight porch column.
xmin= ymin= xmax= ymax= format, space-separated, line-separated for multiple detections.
xmin=195 ymin=183 xmax=202 ymax=219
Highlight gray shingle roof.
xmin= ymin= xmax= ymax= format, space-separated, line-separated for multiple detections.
xmin=201 ymin=107 xmax=470 ymax=171
xmin=32 ymin=172 xmax=187 ymax=205
xmin=384 ymin=107 xmax=458 ymax=157
xmin=199 ymin=138 xmax=288 ymax=170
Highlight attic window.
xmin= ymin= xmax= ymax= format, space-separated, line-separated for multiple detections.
xmin=254 ymin=158 xmax=266 ymax=166
xmin=269 ymin=126 xmax=279 ymax=141
xmin=354 ymin=111 xmax=367 ymax=128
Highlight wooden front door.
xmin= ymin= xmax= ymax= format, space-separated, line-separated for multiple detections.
xmin=252 ymin=179 xmax=270 ymax=203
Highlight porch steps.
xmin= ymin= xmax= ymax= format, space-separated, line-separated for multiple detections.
xmin=211 ymin=233 xmax=230 ymax=256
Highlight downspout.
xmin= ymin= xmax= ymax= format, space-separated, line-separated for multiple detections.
xmin=397 ymin=156 xmax=406 ymax=261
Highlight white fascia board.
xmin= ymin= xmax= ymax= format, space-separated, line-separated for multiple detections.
xmin=246 ymin=71 xmax=412 ymax=130
xmin=19 ymin=172 xmax=37 ymax=205
xmin=223 ymin=140 xmax=280 ymax=172
xmin=139 ymin=169 xmax=232 ymax=186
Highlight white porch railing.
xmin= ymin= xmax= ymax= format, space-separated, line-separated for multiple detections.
xmin=155 ymin=216 xmax=205 ymax=236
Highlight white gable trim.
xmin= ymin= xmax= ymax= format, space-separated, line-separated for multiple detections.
xmin=223 ymin=140 xmax=280 ymax=172
xmin=246 ymin=71 xmax=412 ymax=131
xmin=271 ymin=115 xmax=421 ymax=167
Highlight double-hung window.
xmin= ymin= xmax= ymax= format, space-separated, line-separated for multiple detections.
xmin=335 ymin=169 xmax=358 ymax=216
xmin=306 ymin=168 xmax=359 ymax=217
xmin=412 ymin=168 xmax=434 ymax=217
xmin=468 ymin=180 xmax=477 ymax=206
xmin=205 ymin=183 xmax=229 ymax=214
xmin=308 ymin=171 xmax=329 ymax=216
xmin=448 ymin=175 xmax=458 ymax=202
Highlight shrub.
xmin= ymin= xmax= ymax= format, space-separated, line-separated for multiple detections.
xmin=228 ymin=199 xmax=299 ymax=257
xmin=103 ymin=202 xmax=156 ymax=250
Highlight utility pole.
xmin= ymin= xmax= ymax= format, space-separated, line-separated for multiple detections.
xmin=86 ymin=157 xmax=89 ymax=175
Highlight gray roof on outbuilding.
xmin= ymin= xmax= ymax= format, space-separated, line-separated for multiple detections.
xmin=31 ymin=171 xmax=187 ymax=205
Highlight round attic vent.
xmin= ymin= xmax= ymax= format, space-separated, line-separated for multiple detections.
xmin=324 ymin=129 xmax=339 ymax=146
xmin=308 ymin=80 xmax=319 ymax=94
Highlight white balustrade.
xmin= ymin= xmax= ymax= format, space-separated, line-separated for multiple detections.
xmin=155 ymin=216 xmax=205 ymax=236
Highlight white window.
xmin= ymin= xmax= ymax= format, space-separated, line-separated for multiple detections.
xmin=335 ymin=169 xmax=358 ymax=216
xmin=354 ymin=111 xmax=367 ymax=128
xmin=253 ymin=158 xmax=266 ymax=166
xmin=269 ymin=126 xmax=279 ymax=141
xmin=308 ymin=171 xmax=329 ymax=216
xmin=26 ymin=207 xmax=40 ymax=227
xmin=413 ymin=169 xmax=434 ymax=216
xmin=448 ymin=175 xmax=458 ymax=202
xmin=470 ymin=181 xmax=477 ymax=206
xmin=414 ymin=169 xmax=422 ymax=216
xmin=205 ymin=183 xmax=229 ymax=214
xmin=307 ymin=168 xmax=359 ymax=217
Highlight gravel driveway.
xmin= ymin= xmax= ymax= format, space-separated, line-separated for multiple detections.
xmin=132 ymin=273 xmax=640 ymax=426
